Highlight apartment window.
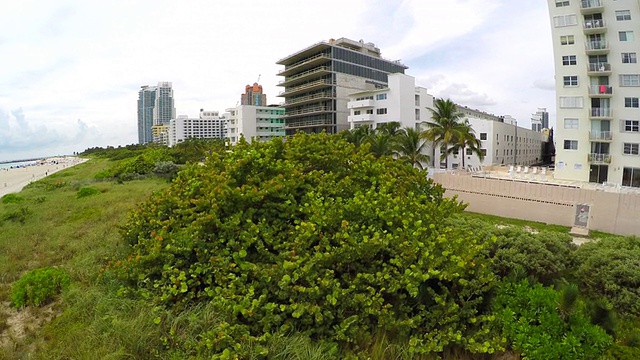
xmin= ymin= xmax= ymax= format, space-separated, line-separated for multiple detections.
xmin=559 ymin=96 xmax=584 ymax=108
xmin=623 ymin=143 xmax=639 ymax=155
xmin=481 ymin=149 xmax=487 ymax=157
xmin=625 ymin=97 xmax=639 ymax=108
xmin=564 ymin=118 xmax=579 ymax=129
xmin=623 ymin=120 xmax=640 ymax=132
xmin=564 ymin=140 xmax=578 ymax=150
xmin=622 ymin=167 xmax=640 ymax=187
xmin=354 ymin=110 xmax=361 ymax=115
xmin=376 ymin=93 xmax=387 ymax=100
xmin=619 ymin=31 xmax=635 ymax=41
xmin=466 ymin=148 xmax=472 ymax=155
xmin=622 ymin=52 xmax=637 ymax=63
xmin=562 ymin=55 xmax=577 ymax=65
xmin=376 ymin=108 xmax=387 ymax=115
xmin=555 ymin=0 xmax=570 ymax=6
xmin=366 ymin=109 xmax=374 ymax=114
xmin=563 ymin=75 xmax=578 ymax=86
xmin=414 ymin=95 xmax=420 ymax=106
xmin=553 ymin=14 xmax=578 ymax=27
xmin=560 ymin=35 xmax=575 ymax=45
xmin=480 ymin=133 xmax=487 ymax=140
xmin=616 ymin=10 xmax=632 ymax=21
xmin=415 ymin=109 xmax=420 ymax=121
xmin=620 ymin=74 xmax=640 ymax=86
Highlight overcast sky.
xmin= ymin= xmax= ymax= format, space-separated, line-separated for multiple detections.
xmin=0 ymin=0 xmax=555 ymax=162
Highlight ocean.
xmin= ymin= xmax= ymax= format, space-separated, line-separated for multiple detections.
xmin=0 ymin=160 xmax=39 ymax=170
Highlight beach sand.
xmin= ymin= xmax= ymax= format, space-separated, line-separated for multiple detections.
xmin=0 ymin=157 xmax=88 ymax=198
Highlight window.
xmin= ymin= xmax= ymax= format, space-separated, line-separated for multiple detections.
xmin=563 ymin=75 xmax=578 ymax=86
xmin=555 ymin=0 xmax=570 ymax=6
xmin=466 ymin=148 xmax=472 ymax=155
xmin=616 ymin=10 xmax=632 ymax=21
xmin=480 ymin=133 xmax=487 ymax=140
xmin=619 ymin=31 xmax=635 ymax=41
xmin=562 ymin=55 xmax=577 ymax=65
xmin=415 ymin=94 xmax=420 ymax=106
xmin=376 ymin=108 xmax=387 ymax=115
xmin=625 ymin=97 xmax=639 ymax=108
xmin=554 ymin=14 xmax=578 ymax=27
xmin=559 ymin=96 xmax=584 ymax=108
xmin=560 ymin=35 xmax=575 ymax=45
xmin=481 ymin=149 xmax=487 ymax=157
xmin=376 ymin=93 xmax=387 ymax=100
xmin=622 ymin=52 xmax=637 ymax=63
xmin=623 ymin=120 xmax=639 ymax=132
xmin=354 ymin=110 xmax=361 ymax=115
xmin=415 ymin=109 xmax=420 ymax=121
xmin=623 ymin=143 xmax=639 ymax=155
xmin=366 ymin=109 xmax=373 ymax=114
xmin=564 ymin=140 xmax=578 ymax=150
xmin=564 ymin=118 xmax=579 ymax=129
xmin=622 ymin=167 xmax=640 ymax=187
xmin=621 ymin=75 xmax=640 ymax=86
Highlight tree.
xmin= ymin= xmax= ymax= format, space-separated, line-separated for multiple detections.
xmin=367 ymin=132 xmax=394 ymax=157
xmin=423 ymin=98 xmax=466 ymax=169
xmin=375 ymin=121 xmax=402 ymax=137
xmin=394 ymin=127 xmax=431 ymax=169
xmin=340 ymin=126 xmax=373 ymax=149
xmin=446 ymin=119 xmax=484 ymax=169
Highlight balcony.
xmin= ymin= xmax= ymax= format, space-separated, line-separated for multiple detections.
xmin=590 ymin=107 xmax=612 ymax=119
xmin=283 ymin=92 xmax=334 ymax=107
xmin=278 ymin=66 xmax=332 ymax=87
xmin=580 ymin=0 xmax=604 ymax=14
xmin=589 ymin=131 xmax=613 ymax=141
xmin=347 ymin=99 xmax=375 ymax=109
xmin=282 ymin=105 xmax=331 ymax=118
xmin=587 ymin=62 xmax=611 ymax=75
xmin=588 ymin=153 xmax=611 ymax=164
xmin=583 ymin=19 xmax=606 ymax=34
xmin=585 ymin=40 xmax=609 ymax=55
xmin=278 ymin=53 xmax=331 ymax=77
xmin=277 ymin=79 xmax=334 ymax=97
xmin=348 ymin=114 xmax=375 ymax=123
xmin=588 ymin=85 xmax=613 ymax=97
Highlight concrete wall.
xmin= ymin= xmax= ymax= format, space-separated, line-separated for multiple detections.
xmin=434 ymin=172 xmax=640 ymax=236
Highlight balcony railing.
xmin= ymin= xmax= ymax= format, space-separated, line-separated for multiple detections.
xmin=282 ymin=105 xmax=330 ymax=117
xmin=590 ymin=107 xmax=612 ymax=118
xmin=348 ymin=114 xmax=375 ymax=123
xmin=589 ymin=131 xmax=613 ymax=141
xmin=278 ymin=53 xmax=331 ymax=75
xmin=347 ymin=99 xmax=375 ymax=109
xmin=278 ymin=66 xmax=331 ymax=86
xmin=580 ymin=0 xmax=603 ymax=12
xmin=588 ymin=153 xmax=611 ymax=164
xmin=585 ymin=40 xmax=608 ymax=52
xmin=583 ymin=19 xmax=606 ymax=31
xmin=278 ymin=79 xmax=334 ymax=97
xmin=284 ymin=92 xmax=333 ymax=106
xmin=587 ymin=62 xmax=611 ymax=73
xmin=588 ymin=85 xmax=613 ymax=96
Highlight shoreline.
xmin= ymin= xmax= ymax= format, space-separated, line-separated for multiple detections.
xmin=0 ymin=157 xmax=88 ymax=198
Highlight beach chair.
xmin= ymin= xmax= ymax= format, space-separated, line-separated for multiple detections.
xmin=523 ymin=166 xmax=529 ymax=179
xmin=515 ymin=165 xmax=522 ymax=178
xmin=540 ymin=167 xmax=547 ymax=181
xmin=508 ymin=165 xmax=514 ymax=178
xmin=531 ymin=166 xmax=538 ymax=181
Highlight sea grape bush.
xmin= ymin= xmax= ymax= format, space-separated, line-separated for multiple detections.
xmin=114 ymin=133 xmax=498 ymax=357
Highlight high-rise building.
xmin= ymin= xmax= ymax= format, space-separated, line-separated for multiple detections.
xmin=276 ymin=37 xmax=407 ymax=135
xmin=531 ymin=108 xmax=550 ymax=132
xmin=547 ymin=0 xmax=640 ymax=186
xmin=241 ymin=83 xmax=267 ymax=106
xmin=137 ymin=82 xmax=176 ymax=144
xmin=167 ymin=110 xmax=227 ymax=147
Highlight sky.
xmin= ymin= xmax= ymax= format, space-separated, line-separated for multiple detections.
xmin=0 ymin=0 xmax=556 ymax=162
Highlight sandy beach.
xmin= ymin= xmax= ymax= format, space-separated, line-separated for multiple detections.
xmin=0 ymin=157 xmax=88 ymax=198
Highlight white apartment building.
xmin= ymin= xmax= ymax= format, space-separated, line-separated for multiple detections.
xmin=225 ymin=105 xmax=285 ymax=145
xmin=167 ymin=110 xmax=227 ymax=147
xmin=436 ymin=108 xmax=548 ymax=170
xmin=548 ymin=0 xmax=640 ymax=187
xmin=346 ymin=73 xmax=433 ymax=130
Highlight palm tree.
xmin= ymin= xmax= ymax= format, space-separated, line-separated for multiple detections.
xmin=376 ymin=121 xmax=403 ymax=137
xmin=368 ymin=133 xmax=394 ymax=158
xmin=445 ymin=119 xmax=485 ymax=169
xmin=423 ymin=98 xmax=466 ymax=169
xmin=341 ymin=126 xmax=373 ymax=149
xmin=394 ymin=127 xmax=431 ymax=169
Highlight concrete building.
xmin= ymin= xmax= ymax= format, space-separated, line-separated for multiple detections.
xmin=531 ymin=108 xmax=550 ymax=132
xmin=167 ymin=110 xmax=227 ymax=147
xmin=346 ymin=73 xmax=433 ymax=131
xmin=241 ymin=83 xmax=267 ymax=106
xmin=137 ymin=82 xmax=176 ymax=144
xmin=436 ymin=107 xmax=548 ymax=170
xmin=547 ymin=0 xmax=640 ymax=187
xmin=276 ymin=37 xmax=407 ymax=135
xmin=225 ymin=105 xmax=285 ymax=145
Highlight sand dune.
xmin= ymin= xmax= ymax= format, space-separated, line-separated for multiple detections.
xmin=0 ymin=157 xmax=88 ymax=198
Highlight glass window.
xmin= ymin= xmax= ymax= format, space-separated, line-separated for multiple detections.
xmin=623 ymin=143 xmax=639 ymax=155
xmin=564 ymin=140 xmax=578 ymax=150
xmin=622 ymin=53 xmax=637 ymax=63
xmin=564 ymin=118 xmax=579 ymax=129
xmin=625 ymin=97 xmax=639 ymax=108
xmin=560 ymin=35 xmax=575 ymax=45
xmin=563 ymin=75 xmax=578 ymax=86
xmin=376 ymin=108 xmax=387 ymax=115
xmin=555 ymin=0 xmax=570 ymax=6
xmin=616 ymin=10 xmax=632 ymax=21
xmin=554 ymin=14 xmax=578 ymax=27
xmin=620 ymin=75 xmax=640 ymax=86
xmin=480 ymin=133 xmax=487 ymax=140
xmin=623 ymin=120 xmax=640 ymax=132
xmin=562 ymin=55 xmax=577 ymax=65
xmin=559 ymin=96 xmax=584 ymax=108
xmin=619 ymin=31 xmax=635 ymax=41
xmin=375 ymin=93 xmax=387 ymax=100
xmin=622 ymin=167 xmax=640 ymax=187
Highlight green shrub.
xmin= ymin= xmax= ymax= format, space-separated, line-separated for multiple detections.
xmin=34 ymin=196 xmax=47 ymax=203
xmin=115 ymin=133 xmax=498 ymax=357
xmin=11 ymin=267 xmax=71 ymax=308
xmin=3 ymin=206 xmax=32 ymax=224
xmin=493 ymin=279 xmax=612 ymax=360
xmin=2 ymin=193 xmax=24 ymax=204
xmin=44 ymin=180 xmax=68 ymax=191
xmin=76 ymin=187 xmax=101 ymax=198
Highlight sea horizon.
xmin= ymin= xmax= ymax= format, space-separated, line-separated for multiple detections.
xmin=0 ymin=154 xmax=75 ymax=169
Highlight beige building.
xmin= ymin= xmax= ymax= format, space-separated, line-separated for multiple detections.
xmin=548 ymin=0 xmax=640 ymax=187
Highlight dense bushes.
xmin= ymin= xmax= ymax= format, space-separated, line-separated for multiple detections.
xmin=11 ymin=267 xmax=71 ymax=308
xmin=114 ymin=133 xmax=498 ymax=357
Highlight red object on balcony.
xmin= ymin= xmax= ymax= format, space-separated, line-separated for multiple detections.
xmin=600 ymin=85 xmax=607 ymax=94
